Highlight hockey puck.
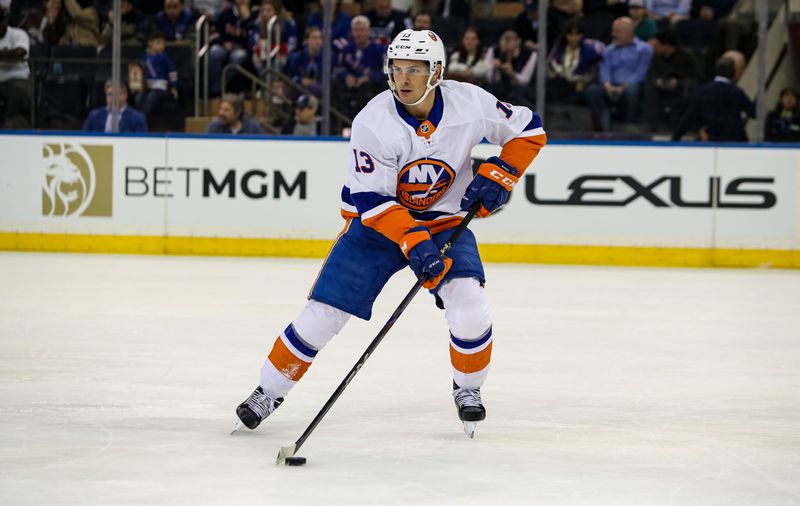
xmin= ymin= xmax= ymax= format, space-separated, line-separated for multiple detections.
xmin=285 ymin=457 xmax=307 ymax=466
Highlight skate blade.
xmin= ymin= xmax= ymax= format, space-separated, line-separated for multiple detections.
xmin=230 ymin=420 xmax=246 ymax=435
xmin=463 ymin=421 xmax=477 ymax=439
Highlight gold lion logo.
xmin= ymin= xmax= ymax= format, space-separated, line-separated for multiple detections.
xmin=42 ymin=143 xmax=112 ymax=217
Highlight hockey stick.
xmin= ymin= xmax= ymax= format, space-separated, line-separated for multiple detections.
xmin=276 ymin=202 xmax=482 ymax=465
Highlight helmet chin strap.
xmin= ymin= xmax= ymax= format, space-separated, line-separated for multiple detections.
xmin=391 ymin=72 xmax=440 ymax=107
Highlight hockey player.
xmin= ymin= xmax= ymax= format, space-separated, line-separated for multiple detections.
xmin=235 ymin=29 xmax=546 ymax=437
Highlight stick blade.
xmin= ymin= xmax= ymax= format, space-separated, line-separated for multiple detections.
xmin=276 ymin=443 xmax=297 ymax=465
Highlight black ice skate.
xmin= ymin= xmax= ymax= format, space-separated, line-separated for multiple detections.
xmin=231 ymin=386 xmax=284 ymax=434
xmin=453 ymin=381 xmax=486 ymax=439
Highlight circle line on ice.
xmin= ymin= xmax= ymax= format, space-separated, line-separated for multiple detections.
xmin=396 ymin=157 xmax=455 ymax=211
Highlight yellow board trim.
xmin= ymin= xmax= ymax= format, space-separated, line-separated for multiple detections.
xmin=1 ymin=232 xmax=798 ymax=268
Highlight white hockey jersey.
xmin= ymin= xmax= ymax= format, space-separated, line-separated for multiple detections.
xmin=341 ymin=80 xmax=546 ymax=244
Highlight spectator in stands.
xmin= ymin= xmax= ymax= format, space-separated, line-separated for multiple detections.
xmin=447 ymin=26 xmax=489 ymax=86
xmin=547 ymin=19 xmax=604 ymax=104
xmin=251 ymin=0 xmax=298 ymax=75
xmin=154 ymin=0 xmax=196 ymax=45
xmin=18 ymin=0 xmax=68 ymax=45
xmin=100 ymin=0 xmax=148 ymax=49
xmin=136 ymin=31 xmax=178 ymax=118
xmin=62 ymin=0 xmax=99 ymax=46
xmin=207 ymin=92 xmax=264 ymax=134
xmin=281 ymin=93 xmax=319 ymax=136
xmin=645 ymin=28 xmax=698 ymax=131
xmin=672 ymin=57 xmax=754 ymax=142
xmin=0 ymin=9 xmax=30 ymax=129
xmin=629 ymin=0 xmax=656 ymax=42
xmin=208 ymin=0 xmax=257 ymax=97
xmin=306 ymin=0 xmax=350 ymax=51
xmin=721 ymin=49 xmax=744 ymax=82
xmin=646 ymin=0 xmax=690 ymax=25
xmin=486 ymin=29 xmax=537 ymax=107
xmin=334 ymin=15 xmax=385 ymax=118
xmin=548 ymin=0 xmax=581 ymax=48
xmin=583 ymin=0 xmax=627 ymax=18
xmin=83 ymin=80 xmax=148 ymax=132
xmin=435 ymin=0 xmax=469 ymax=19
xmin=412 ymin=10 xmax=431 ymax=30
xmin=765 ymin=88 xmax=800 ymax=143
xmin=692 ymin=0 xmax=736 ymax=20
xmin=285 ymin=25 xmax=328 ymax=97
xmin=513 ymin=0 xmax=539 ymax=49
xmin=585 ymin=16 xmax=653 ymax=131
xmin=364 ymin=0 xmax=410 ymax=46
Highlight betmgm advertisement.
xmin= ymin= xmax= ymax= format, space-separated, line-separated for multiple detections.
xmin=0 ymin=134 xmax=798 ymax=267
xmin=41 ymin=143 xmax=113 ymax=218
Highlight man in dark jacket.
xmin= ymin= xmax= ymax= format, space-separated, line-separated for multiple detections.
xmin=83 ymin=81 xmax=148 ymax=133
xmin=646 ymin=29 xmax=699 ymax=131
xmin=672 ymin=57 xmax=755 ymax=142
xmin=207 ymin=93 xmax=263 ymax=134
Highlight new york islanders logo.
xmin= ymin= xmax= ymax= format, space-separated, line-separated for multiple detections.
xmin=397 ymin=158 xmax=455 ymax=211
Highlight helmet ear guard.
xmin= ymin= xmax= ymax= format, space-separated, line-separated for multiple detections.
xmin=384 ymin=29 xmax=446 ymax=106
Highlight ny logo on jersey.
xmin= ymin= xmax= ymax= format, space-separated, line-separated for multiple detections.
xmin=397 ymin=158 xmax=455 ymax=211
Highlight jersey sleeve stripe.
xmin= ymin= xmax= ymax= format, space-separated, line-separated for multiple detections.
xmin=361 ymin=204 xmax=419 ymax=244
xmin=350 ymin=191 xmax=398 ymax=216
xmin=360 ymin=200 xmax=401 ymax=221
xmin=517 ymin=127 xmax=546 ymax=138
xmin=341 ymin=185 xmax=355 ymax=205
xmin=499 ymin=134 xmax=547 ymax=176
xmin=522 ymin=112 xmax=543 ymax=132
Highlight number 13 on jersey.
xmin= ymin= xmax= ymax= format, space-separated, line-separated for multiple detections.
xmin=353 ymin=149 xmax=375 ymax=173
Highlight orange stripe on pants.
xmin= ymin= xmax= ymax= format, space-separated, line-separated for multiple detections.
xmin=450 ymin=342 xmax=492 ymax=374
xmin=268 ymin=337 xmax=312 ymax=381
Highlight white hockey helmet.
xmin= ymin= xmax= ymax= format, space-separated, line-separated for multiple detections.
xmin=384 ymin=29 xmax=446 ymax=106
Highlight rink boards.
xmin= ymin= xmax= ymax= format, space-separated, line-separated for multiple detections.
xmin=1 ymin=132 xmax=798 ymax=268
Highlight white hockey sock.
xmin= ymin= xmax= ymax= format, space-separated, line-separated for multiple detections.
xmin=260 ymin=300 xmax=350 ymax=398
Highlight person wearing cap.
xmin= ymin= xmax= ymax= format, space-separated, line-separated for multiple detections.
xmin=207 ymin=93 xmax=264 ymax=134
xmin=629 ymin=0 xmax=657 ymax=42
xmin=233 ymin=28 xmax=547 ymax=438
xmin=0 ymin=8 xmax=31 ymax=128
xmin=279 ymin=94 xmax=319 ymax=136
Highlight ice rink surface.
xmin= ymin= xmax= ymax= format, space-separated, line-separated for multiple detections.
xmin=0 ymin=252 xmax=798 ymax=506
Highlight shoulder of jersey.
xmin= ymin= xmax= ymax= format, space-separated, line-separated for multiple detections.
xmin=440 ymin=80 xmax=487 ymax=119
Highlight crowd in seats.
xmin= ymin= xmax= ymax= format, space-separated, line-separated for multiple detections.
xmin=1 ymin=0 xmax=202 ymax=130
xmin=0 ymin=0 xmax=797 ymax=142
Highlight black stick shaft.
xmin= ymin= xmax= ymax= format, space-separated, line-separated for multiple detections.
xmin=291 ymin=203 xmax=481 ymax=454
